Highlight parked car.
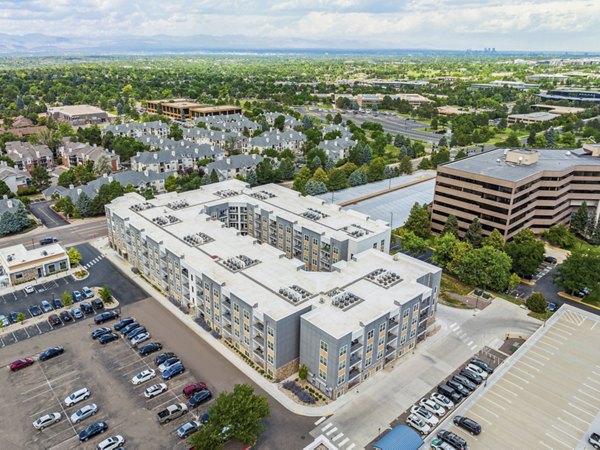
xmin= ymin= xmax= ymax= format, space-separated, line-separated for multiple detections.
xmin=72 ymin=291 xmax=84 ymax=302
xmin=447 ymin=379 xmax=471 ymax=397
xmin=24 ymin=285 xmax=35 ymax=294
xmin=437 ymin=384 xmax=462 ymax=404
xmin=82 ymin=286 xmax=94 ymax=299
xmin=92 ymin=299 xmax=104 ymax=310
xmin=70 ymin=403 xmax=98 ymax=424
xmin=80 ymin=302 xmax=93 ymax=314
xmin=39 ymin=346 xmax=64 ymax=361
xmin=154 ymin=352 xmax=176 ymax=366
xmin=9 ymin=311 xmax=19 ymax=323
xmin=406 ymin=413 xmax=431 ymax=435
xmin=41 ymin=300 xmax=53 ymax=313
xmin=94 ymin=311 xmax=119 ymax=325
xmin=200 ymin=411 xmax=210 ymax=424
xmin=60 ymin=311 xmax=72 ymax=322
xmin=52 ymin=298 xmax=63 ymax=309
xmin=411 ymin=406 xmax=439 ymax=426
xmin=159 ymin=357 xmax=181 ymax=372
xmin=431 ymin=392 xmax=454 ymax=410
xmin=437 ymin=430 xmax=468 ymax=450
xmin=97 ymin=435 xmax=125 ymax=450
xmin=39 ymin=236 xmax=58 ymax=245
xmin=79 ymin=421 xmax=108 ymax=442
xmin=183 ymin=382 xmax=208 ymax=399
xmin=114 ymin=317 xmax=135 ymax=331
xmin=162 ymin=362 xmax=185 ymax=380
xmin=0 ymin=314 xmax=8 ymax=327
xmin=126 ymin=326 xmax=147 ymax=339
xmin=460 ymin=368 xmax=483 ymax=385
xmin=453 ymin=415 xmax=482 ymax=435
xmin=470 ymin=358 xmax=494 ymax=374
xmin=157 ymin=403 xmax=188 ymax=424
xmin=466 ymin=363 xmax=488 ymax=379
xmin=589 ymin=432 xmax=600 ymax=449
xmin=177 ymin=420 xmax=201 ymax=439
xmin=29 ymin=304 xmax=42 ymax=317
xmin=144 ymin=383 xmax=168 ymax=399
xmin=130 ymin=331 xmax=151 ymax=347
xmin=131 ymin=369 xmax=156 ymax=385
xmin=65 ymin=388 xmax=91 ymax=407
xmin=547 ymin=302 xmax=558 ymax=312
xmin=99 ymin=333 xmax=119 ymax=344
xmin=91 ymin=327 xmax=112 ymax=339
xmin=48 ymin=314 xmax=61 ymax=327
xmin=420 ymin=398 xmax=446 ymax=417
xmin=120 ymin=322 xmax=140 ymax=335
xmin=453 ymin=374 xmax=477 ymax=391
xmin=544 ymin=256 xmax=557 ymax=265
xmin=188 ymin=389 xmax=212 ymax=408
xmin=10 ymin=358 xmax=34 ymax=371
xmin=430 ymin=438 xmax=457 ymax=450
xmin=139 ymin=342 xmax=162 ymax=356
xmin=32 ymin=412 xmax=61 ymax=430
xmin=71 ymin=307 xmax=84 ymax=319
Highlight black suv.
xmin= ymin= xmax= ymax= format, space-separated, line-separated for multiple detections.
xmin=79 ymin=421 xmax=108 ymax=442
xmin=114 ymin=317 xmax=135 ymax=331
xmin=139 ymin=342 xmax=163 ymax=356
xmin=94 ymin=311 xmax=119 ymax=325
xmin=438 ymin=430 xmax=468 ymax=450
xmin=80 ymin=302 xmax=93 ymax=315
xmin=454 ymin=416 xmax=481 ymax=435
xmin=437 ymin=383 xmax=462 ymax=403
xmin=39 ymin=237 xmax=58 ymax=245
xmin=447 ymin=379 xmax=471 ymax=397
xmin=470 ymin=358 xmax=494 ymax=374
xmin=92 ymin=299 xmax=104 ymax=310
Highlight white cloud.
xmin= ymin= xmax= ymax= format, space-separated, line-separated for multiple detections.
xmin=0 ymin=0 xmax=598 ymax=50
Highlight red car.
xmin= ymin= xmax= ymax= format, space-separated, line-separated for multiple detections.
xmin=182 ymin=382 xmax=208 ymax=399
xmin=10 ymin=358 xmax=34 ymax=371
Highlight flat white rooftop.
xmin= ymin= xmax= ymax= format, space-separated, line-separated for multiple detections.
xmin=0 ymin=243 xmax=66 ymax=271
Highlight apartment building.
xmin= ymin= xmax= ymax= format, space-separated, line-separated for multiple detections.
xmin=204 ymin=155 xmax=263 ymax=181
xmin=318 ymin=137 xmax=356 ymax=162
xmin=5 ymin=141 xmax=53 ymax=173
xmin=250 ymin=130 xmax=307 ymax=153
xmin=431 ymin=145 xmax=600 ymax=240
xmin=182 ymin=128 xmax=248 ymax=150
xmin=102 ymin=121 xmax=170 ymax=138
xmin=194 ymin=113 xmax=260 ymax=133
xmin=0 ymin=162 xmax=31 ymax=193
xmin=105 ymin=180 xmax=440 ymax=396
xmin=59 ymin=139 xmax=120 ymax=172
xmin=131 ymin=143 xmax=225 ymax=173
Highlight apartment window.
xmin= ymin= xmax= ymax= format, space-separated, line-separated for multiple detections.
xmin=366 ymin=343 xmax=373 ymax=354
xmin=402 ymin=323 xmax=408 ymax=331
xmin=319 ymin=369 xmax=327 ymax=381
xmin=313 ymin=238 xmax=318 ymax=246
xmin=373 ymin=243 xmax=377 ymax=249
xmin=365 ymin=356 xmax=372 ymax=367
xmin=413 ymin=304 xmax=419 ymax=312
xmin=267 ymin=355 xmax=274 ymax=365
xmin=304 ymin=235 xmax=309 ymax=242
xmin=338 ymin=360 xmax=346 ymax=371
xmin=367 ymin=329 xmax=374 ymax=340
xmin=339 ymin=346 xmax=347 ymax=357
xmin=377 ymin=350 xmax=384 ymax=359
xmin=320 ymin=341 xmax=328 ymax=352
xmin=233 ymin=303 xmax=239 ymax=312
xmin=379 ymin=323 xmax=386 ymax=333
xmin=234 ymin=329 xmax=240 ymax=338
xmin=338 ymin=375 xmax=346 ymax=386
xmin=59 ymin=261 xmax=67 ymax=270
xmin=319 ymin=355 xmax=328 ymax=366
xmin=243 ymin=310 xmax=250 ymax=320
xmin=411 ymin=317 xmax=417 ymax=325
xmin=234 ymin=317 xmax=240 ymax=325
xmin=267 ymin=341 xmax=274 ymax=350
xmin=243 ymin=324 xmax=250 ymax=333
xmin=403 ymin=309 xmax=409 ymax=318
xmin=244 ymin=337 xmax=250 ymax=346
xmin=410 ymin=330 xmax=416 ymax=338
xmin=267 ymin=326 xmax=274 ymax=337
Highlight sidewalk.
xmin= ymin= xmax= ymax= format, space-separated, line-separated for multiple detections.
xmin=92 ymin=236 xmax=375 ymax=417
xmin=0 ymin=267 xmax=81 ymax=298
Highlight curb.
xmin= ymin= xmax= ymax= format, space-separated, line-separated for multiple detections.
xmin=557 ymin=292 xmax=600 ymax=311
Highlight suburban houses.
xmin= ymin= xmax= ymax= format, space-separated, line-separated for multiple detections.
xmin=194 ymin=113 xmax=260 ymax=133
xmin=130 ymin=142 xmax=225 ymax=173
xmin=59 ymin=138 xmax=120 ymax=171
xmin=318 ymin=136 xmax=357 ymax=162
xmin=102 ymin=120 xmax=170 ymax=138
xmin=249 ymin=129 xmax=307 ymax=153
xmin=0 ymin=162 xmax=31 ymax=193
xmin=5 ymin=141 xmax=53 ymax=172
xmin=204 ymin=154 xmax=264 ymax=181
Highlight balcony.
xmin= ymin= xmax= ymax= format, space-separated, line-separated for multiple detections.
xmin=388 ymin=317 xmax=400 ymax=329
xmin=253 ymin=347 xmax=265 ymax=359
xmin=350 ymin=339 xmax=363 ymax=353
xmin=222 ymin=312 xmax=231 ymax=323
xmin=253 ymin=333 xmax=264 ymax=345
xmin=253 ymin=320 xmax=264 ymax=332
xmin=223 ymin=324 xmax=232 ymax=335
xmin=349 ymin=354 xmax=362 ymax=368
xmin=349 ymin=368 xmax=361 ymax=382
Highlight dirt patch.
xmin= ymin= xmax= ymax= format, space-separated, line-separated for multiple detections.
xmin=499 ymin=337 xmax=526 ymax=355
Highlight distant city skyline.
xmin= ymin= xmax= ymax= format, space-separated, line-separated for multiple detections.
xmin=0 ymin=0 xmax=599 ymax=52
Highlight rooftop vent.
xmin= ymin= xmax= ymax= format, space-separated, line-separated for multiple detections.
xmin=327 ymin=288 xmax=363 ymax=310
xmin=343 ymin=223 xmax=371 ymax=238
xmin=215 ymin=189 xmax=240 ymax=198
xmin=151 ymin=215 xmax=180 ymax=226
xmin=130 ymin=202 xmax=155 ymax=212
xmin=278 ymin=285 xmax=312 ymax=304
xmin=183 ymin=232 xmax=213 ymax=246
xmin=221 ymin=254 xmax=259 ymax=272
xmin=301 ymin=207 xmax=329 ymax=221
xmin=249 ymin=190 xmax=276 ymax=200
xmin=366 ymin=268 xmax=402 ymax=288
xmin=167 ymin=200 xmax=189 ymax=210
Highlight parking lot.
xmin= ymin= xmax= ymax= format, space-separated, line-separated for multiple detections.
xmin=1 ymin=309 xmax=216 ymax=449
xmin=440 ymin=306 xmax=600 ymax=449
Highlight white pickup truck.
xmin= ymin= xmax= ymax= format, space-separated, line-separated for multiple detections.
xmin=157 ymin=403 xmax=188 ymax=424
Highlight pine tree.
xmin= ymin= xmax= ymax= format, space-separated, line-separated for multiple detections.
xmin=571 ymin=202 xmax=589 ymax=236
xmin=245 ymin=170 xmax=258 ymax=187
xmin=209 ymin=169 xmax=220 ymax=184
xmin=465 ymin=218 xmax=483 ymax=248
xmin=404 ymin=203 xmax=431 ymax=239
xmin=399 ymin=156 xmax=412 ymax=174
xmin=76 ymin=192 xmax=92 ymax=217
xmin=304 ymin=180 xmax=327 ymax=196
xmin=441 ymin=215 xmax=459 ymax=237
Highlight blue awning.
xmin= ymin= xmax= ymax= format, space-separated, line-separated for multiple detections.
xmin=372 ymin=424 xmax=424 ymax=450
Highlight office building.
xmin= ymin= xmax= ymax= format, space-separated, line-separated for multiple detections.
xmin=0 ymin=243 xmax=70 ymax=286
xmin=106 ymin=180 xmax=440 ymax=396
xmin=431 ymin=145 xmax=600 ymax=240
xmin=47 ymin=105 xmax=113 ymax=126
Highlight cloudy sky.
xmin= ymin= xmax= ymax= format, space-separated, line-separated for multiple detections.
xmin=0 ymin=0 xmax=599 ymax=51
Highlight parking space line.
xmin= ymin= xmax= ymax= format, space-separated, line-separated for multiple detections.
xmin=326 ymin=427 xmax=338 ymax=436
xmin=562 ymin=409 xmax=590 ymax=424
xmin=584 ymin=382 xmax=600 ymax=394
xmin=512 ymin=366 xmax=535 ymax=378
xmin=505 ymin=372 xmax=531 ymax=384
xmin=557 ymin=417 xmax=586 ymax=434
xmin=499 ymin=378 xmax=524 ymax=390
xmin=592 ymin=321 xmax=598 ymax=331
xmin=545 ymin=432 xmax=574 ymax=448
xmin=480 ymin=396 xmax=506 ymax=410
xmin=568 ymin=402 xmax=595 ymax=417
xmin=551 ymin=424 xmax=579 ymax=441
xmin=529 ymin=349 xmax=551 ymax=360
xmin=472 ymin=404 xmax=499 ymax=418
xmin=516 ymin=360 xmax=541 ymax=372
xmin=554 ymin=322 xmax=577 ymax=332
xmin=36 ymin=365 xmax=78 ymax=437
xmin=577 ymin=389 xmax=600 ymax=402
xmin=338 ymin=437 xmax=350 ymax=446
xmin=486 ymin=389 xmax=512 ymax=404
xmin=35 ymin=323 xmax=42 ymax=334
xmin=452 ymin=426 xmax=479 ymax=442
xmin=573 ymin=397 xmax=599 ymax=412
xmin=547 ymin=330 xmax=570 ymax=339
xmin=469 ymin=411 xmax=493 ymax=424
xmin=492 ymin=383 xmax=518 ymax=397
xmin=332 ymin=432 xmax=344 ymax=441
xmin=314 ymin=416 xmax=327 ymax=426
xmin=22 ymin=388 xmax=53 ymax=402
xmin=539 ymin=336 xmax=562 ymax=346
xmin=538 ymin=441 xmax=553 ymax=450
xmin=536 ymin=340 xmax=560 ymax=350
xmin=346 ymin=444 xmax=356 ymax=450
xmin=47 ymin=434 xmax=78 ymax=450
xmin=588 ymin=377 xmax=600 ymax=385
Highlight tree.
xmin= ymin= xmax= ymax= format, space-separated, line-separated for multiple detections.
xmin=348 ymin=143 xmax=372 ymax=166
xmin=554 ymin=248 xmax=600 ymax=295
xmin=94 ymin=154 xmax=112 ymax=175
xmin=245 ymin=169 xmax=258 ymax=187
xmin=417 ymin=158 xmax=433 ymax=170
xmin=298 ymin=364 xmax=308 ymax=380
xmin=168 ymin=124 xmax=183 ymax=140
xmin=165 ymin=175 xmax=179 ymax=193
xmin=333 ymin=113 xmax=342 ymax=124
xmin=367 ymin=157 xmax=386 ymax=182
xmin=433 ymin=232 xmax=472 ymax=272
xmin=16 ymin=312 xmax=26 ymax=323
xmin=431 ymin=149 xmax=450 ymax=167
xmin=543 ymin=224 xmax=576 ymax=249
xmin=456 ymin=246 xmax=513 ymax=292
xmin=465 ymin=218 xmax=483 ymax=248
xmin=292 ymin=166 xmax=312 ymax=194
xmin=482 ymin=229 xmax=505 ymax=251
xmin=76 ymin=192 xmax=93 ymax=217
xmin=348 ymin=168 xmax=367 ymax=186
xmin=55 ymin=196 xmax=75 ymax=217
xmin=67 ymin=247 xmax=82 ymax=266
xmin=62 ymin=291 xmax=73 ymax=307
xmin=273 ymin=115 xmax=286 ymax=132
xmin=209 ymin=169 xmax=220 ymax=184
xmin=99 ymin=285 xmax=113 ymax=304
xmin=527 ymin=130 xmax=537 ymax=147
xmin=404 ymin=203 xmax=431 ymax=239
xmin=455 ymin=149 xmax=467 ymax=159
xmin=304 ymin=180 xmax=328 ymax=196
xmin=31 ymin=166 xmax=50 ymax=191
xmin=441 ymin=215 xmax=459 ymax=238
xmin=0 ymin=180 xmax=13 ymax=198
xmin=508 ymin=273 xmax=521 ymax=292
xmin=526 ymin=292 xmax=547 ymax=313
xmin=399 ymin=156 xmax=412 ymax=174
xmin=571 ymin=202 xmax=589 ymax=236
xmin=188 ymin=384 xmax=270 ymax=450
xmin=504 ymin=132 xmax=521 ymax=148
xmin=277 ymin=159 xmax=295 ymax=180
xmin=505 ymin=229 xmax=545 ymax=277
xmin=326 ymin=168 xmax=348 ymax=191
xmin=398 ymin=229 xmax=428 ymax=254
xmin=0 ymin=202 xmax=30 ymax=236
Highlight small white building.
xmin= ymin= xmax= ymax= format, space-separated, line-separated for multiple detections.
xmin=0 ymin=243 xmax=70 ymax=286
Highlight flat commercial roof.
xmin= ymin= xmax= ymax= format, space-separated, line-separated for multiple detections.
xmin=441 ymin=148 xmax=600 ymax=182
xmin=48 ymin=105 xmax=107 ymax=116
xmin=508 ymin=112 xmax=559 ymax=121
xmin=0 ymin=243 xmax=66 ymax=271
xmin=449 ymin=306 xmax=600 ymax=450
xmin=190 ymin=105 xmax=241 ymax=113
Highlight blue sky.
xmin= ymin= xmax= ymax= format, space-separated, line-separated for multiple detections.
xmin=0 ymin=0 xmax=598 ymax=51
